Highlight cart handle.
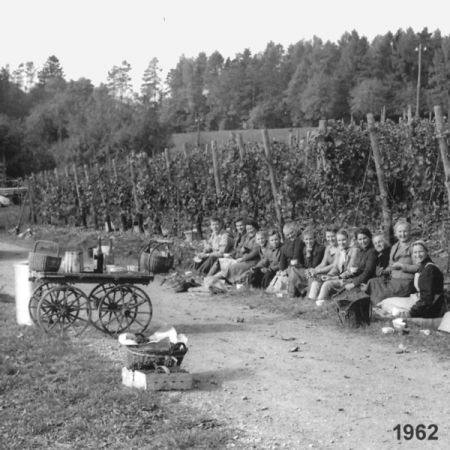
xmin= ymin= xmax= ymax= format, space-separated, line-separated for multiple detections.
xmin=31 ymin=240 xmax=60 ymax=257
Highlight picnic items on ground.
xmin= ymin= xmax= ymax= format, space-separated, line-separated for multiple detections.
xmin=139 ymin=239 xmax=174 ymax=273
xmin=266 ymin=270 xmax=289 ymax=294
xmin=28 ymin=240 xmax=62 ymax=272
xmin=119 ymin=326 xmax=188 ymax=371
xmin=333 ymin=287 xmax=372 ymax=327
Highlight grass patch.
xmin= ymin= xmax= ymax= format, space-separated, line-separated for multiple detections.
xmin=0 ymin=310 xmax=235 ymax=450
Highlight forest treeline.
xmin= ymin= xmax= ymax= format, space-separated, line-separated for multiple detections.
xmin=1 ymin=27 xmax=450 ymax=178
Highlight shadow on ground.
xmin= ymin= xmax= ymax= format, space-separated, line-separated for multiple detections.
xmin=192 ymin=366 xmax=253 ymax=391
xmin=0 ymin=293 xmax=15 ymax=303
xmin=0 ymin=250 xmax=29 ymax=260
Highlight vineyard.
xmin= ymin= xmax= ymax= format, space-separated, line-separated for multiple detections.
xmin=25 ymin=118 xmax=450 ymax=240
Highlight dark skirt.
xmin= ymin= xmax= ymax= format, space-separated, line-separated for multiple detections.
xmin=248 ymin=268 xmax=277 ymax=289
xmin=366 ymin=277 xmax=414 ymax=304
xmin=288 ymin=267 xmax=310 ymax=297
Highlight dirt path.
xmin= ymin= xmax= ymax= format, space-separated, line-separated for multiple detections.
xmin=2 ymin=241 xmax=450 ymax=449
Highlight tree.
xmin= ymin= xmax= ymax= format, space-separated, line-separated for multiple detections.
xmin=350 ymin=78 xmax=388 ymax=117
xmin=107 ymin=60 xmax=133 ymax=101
xmin=38 ymin=55 xmax=65 ymax=86
xmin=141 ymin=57 xmax=162 ymax=103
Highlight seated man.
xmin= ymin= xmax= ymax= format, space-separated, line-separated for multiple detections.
xmin=231 ymin=217 xmax=247 ymax=257
xmin=193 ymin=216 xmax=233 ymax=276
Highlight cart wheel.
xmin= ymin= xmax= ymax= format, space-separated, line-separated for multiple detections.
xmin=37 ymin=285 xmax=91 ymax=337
xmin=98 ymin=284 xmax=152 ymax=335
xmin=28 ymin=282 xmax=57 ymax=324
xmin=88 ymin=283 xmax=119 ymax=331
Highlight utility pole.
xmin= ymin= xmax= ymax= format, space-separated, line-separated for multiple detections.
xmin=415 ymin=43 xmax=422 ymax=120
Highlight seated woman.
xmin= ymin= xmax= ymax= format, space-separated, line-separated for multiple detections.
xmin=307 ymin=226 xmax=339 ymax=296
xmin=372 ymin=233 xmax=391 ymax=277
xmin=193 ymin=216 xmax=234 ymax=276
xmin=225 ymin=227 xmax=264 ymax=284
xmin=211 ymin=222 xmax=261 ymax=285
xmin=234 ymin=220 xmax=259 ymax=259
xmin=339 ymin=228 xmax=377 ymax=292
xmin=288 ymin=227 xmax=325 ymax=297
xmin=364 ymin=219 xmax=418 ymax=304
xmin=248 ymin=230 xmax=282 ymax=289
xmin=309 ymin=228 xmax=359 ymax=304
xmin=376 ymin=240 xmax=445 ymax=318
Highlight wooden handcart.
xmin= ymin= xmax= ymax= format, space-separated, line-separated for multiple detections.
xmin=28 ymin=271 xmax=154 ymax=336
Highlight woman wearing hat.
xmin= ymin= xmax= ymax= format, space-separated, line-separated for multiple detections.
xmin=363 ymin=219 xmax=418 ymax=303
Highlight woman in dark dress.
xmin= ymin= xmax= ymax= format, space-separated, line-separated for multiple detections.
xmin=409 ymin=240 xmax=445 ymax=318
xmin=372 ymin=233 xmax=391 ymax=276
xmin=341 ymin=228 xmax=377 ymax=291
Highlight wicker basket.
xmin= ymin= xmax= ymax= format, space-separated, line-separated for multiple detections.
xmin=125 ymin=342 xmax=188 ymax=371
xmin=139 ymin=240 xmax=174 ymax=274
xmin=28 ymin=241 xmax=61 ymax=272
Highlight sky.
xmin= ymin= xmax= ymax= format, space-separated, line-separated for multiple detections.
xmin=1 ymin=0 xmax=449 ymax=91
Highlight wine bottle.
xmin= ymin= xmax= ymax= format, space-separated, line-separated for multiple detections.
xmin=95 ymin=237 xmax=104 ymax=273
xmin=108 ymin=237 xmax=114 ymax=264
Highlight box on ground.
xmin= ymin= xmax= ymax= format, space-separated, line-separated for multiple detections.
xmin=122 ymin=367 xmax=193 ymax=391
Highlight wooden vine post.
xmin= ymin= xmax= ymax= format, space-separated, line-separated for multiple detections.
xmin=112 ymin=158 xmax=118 ymax=179
xmin=237 ymin=132 xmax=258 ymax=218
xmin=84 ymin=164 xmax=98 ymax=229
xmin=164 ymin=148 xmax=172 ymax=183
xmin=72 ymin=164 xmax=87 ymax=228
xmin=367 ymin=113 xmax=392 ymax=244
xmin=237 ymin=133 xmax=245 ymax=161
xmin=318 ymin=119 xmax=329 ymax=171
xmin=262 ymin=129 xmax=284 ymax=235
xmin=94 ymin=162 xmax=112 ymax=232
xmin=27 ymin=175 xmax=36 ymax=224
xmin=128 ymin=155 xmax=144 ymax=233
xmin=434 ymin=105 xmax=450 ymax=202
xmin=434 ymin=105 xmax=450 ymax=274
xmin=182 ymin=143 xmax=189 ymax=159
xmin=211 ymin=140 xmax=221 ymax=200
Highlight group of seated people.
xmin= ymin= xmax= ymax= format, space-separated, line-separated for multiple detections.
xmin=192 ymin=216 xmax=447 ymax=319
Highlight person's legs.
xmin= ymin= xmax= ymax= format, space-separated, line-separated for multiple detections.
xmin=248 ymin=268 xmax=263 ymax=288
xmin=198 ymin=256 xmax=218 ymax=276
xmin=317 ymin=280 xmax=341 ymax=301
xmin=261 ymin=269 xmax=276 ymax=289
xmin=308 ymin=280 xmax=322 ymax=300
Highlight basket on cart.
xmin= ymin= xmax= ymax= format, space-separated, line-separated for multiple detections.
xmin=125 ymin=340 xmax=188 ymax=371
xmin=28 ymin=240 xmax=62 ymax=272
xmin=139 ymin=240 xmax=174 ymax=274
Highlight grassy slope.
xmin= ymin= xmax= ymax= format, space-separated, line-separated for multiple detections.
xmin=170 ymin=126 xmax=315 ymax=152
xmin=0 ymin=319 xmax=235 ymax=449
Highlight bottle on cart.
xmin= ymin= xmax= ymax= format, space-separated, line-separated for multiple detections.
xmin=95 ymin=237 xmax=104 ymax=273
xmin=108 ymin=237 xmax=114 ymax=265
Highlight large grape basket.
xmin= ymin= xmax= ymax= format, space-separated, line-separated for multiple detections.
xmin=28 ymin=271 xmax=154 ymax=336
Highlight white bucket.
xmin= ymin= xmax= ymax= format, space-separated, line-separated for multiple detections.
xmin=14 ymin=261 xmax=34 ymax=326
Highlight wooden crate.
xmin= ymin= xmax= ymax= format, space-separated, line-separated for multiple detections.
xmin=122 ymin=367 xmax=193 ymax=391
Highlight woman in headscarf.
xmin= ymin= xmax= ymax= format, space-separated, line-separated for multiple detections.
xmin=364 ymin=219 xmax=418 ymax=304
xmin=376 ymin=240 xmax=445 ymax=318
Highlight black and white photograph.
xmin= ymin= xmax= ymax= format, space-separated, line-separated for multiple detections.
xmin=1 ymin=0 xmax=450 ymax=448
